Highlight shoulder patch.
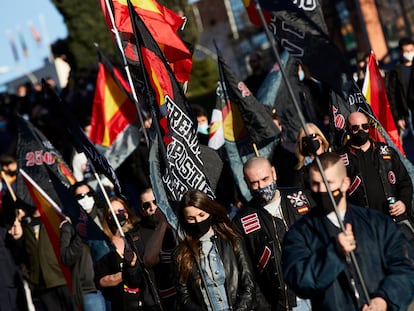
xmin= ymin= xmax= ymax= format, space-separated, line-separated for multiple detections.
xmin=287 ymin=191 xmax=310 ymax=214
xmin=339 ymin=153 xmax=349 ymax=166
xmin=241 ymin=213 xmax=261 ymax=234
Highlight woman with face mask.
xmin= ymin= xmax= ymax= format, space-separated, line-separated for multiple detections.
xmin=294 ymin=123 xmax=330 ymax=188
xmin=174 ymin=190 xmax=256 ymax=311
xmin=95 ymin=197 xmax=146 ymax=311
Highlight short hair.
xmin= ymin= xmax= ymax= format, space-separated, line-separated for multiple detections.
xmin=191 ymin=104 xmax=208 ymax=118
xmin=71 ymin=180 xmax=92 ymax=195
xmin=309 ymin=152 xmax=346 ymax=178
xmin=399 ymin=37 xmax=414 ymax=50
xmin=243 ymin=157 xmax=271 ymax=176
xmin=0 ymin=154 xmax=16 ymax=166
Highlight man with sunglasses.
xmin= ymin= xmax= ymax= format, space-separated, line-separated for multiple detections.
xmin=138 ymin=188 xmax=177 ymax=310
xmin=337 ymin=112 xmax=413 ymax=224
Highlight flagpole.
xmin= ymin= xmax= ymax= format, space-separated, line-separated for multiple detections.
xmin=88 ymin=161 xmax=125 ymax=238
xmin=126 ymin=0 xmax=169 ymax=170
xmin=103 ymin=0 xmax=149 ymax=147
xmin=252 ymin=0 xmax=370 ymax=304
xmin=19 ymin=169 xmax=66 ymax=219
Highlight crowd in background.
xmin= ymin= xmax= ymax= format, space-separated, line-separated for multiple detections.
xmin=1 ymin=37 xmax=414 ymax=311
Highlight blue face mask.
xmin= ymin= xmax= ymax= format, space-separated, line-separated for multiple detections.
xmin=198 ymin=123 xmax=209 ymax=135
xmin=298 ymin=70 xmax=305 ymax=81
xmin=251 ymin=180 xmax=278 ymax=206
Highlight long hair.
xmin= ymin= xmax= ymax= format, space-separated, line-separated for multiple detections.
xmin=296 ymin=123 xmax=330 ymax=170
xmin=102 ymin=196 xmax=139 ymax=240
xmin=176 ymin=190 xmax=239 ymax=284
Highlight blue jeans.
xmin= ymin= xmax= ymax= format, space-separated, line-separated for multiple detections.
xmin=83 ymin=291 xmax=106 ymax=311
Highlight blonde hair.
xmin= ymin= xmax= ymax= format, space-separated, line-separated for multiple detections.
xmin=102 ymin=197 xmax=138 ymax=240
xmin=296 ymin=123 xmax=330 ymax=170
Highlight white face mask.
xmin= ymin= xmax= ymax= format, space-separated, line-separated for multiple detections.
xmin=403 ymin=51 xmax=414 ymax=62
xmin=77 ymin=195 xmax=95 ymax=212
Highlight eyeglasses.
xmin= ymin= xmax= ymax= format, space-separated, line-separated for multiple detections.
xmin=142 ymin=200 xmax=156 ymax=210
xmin=75 ymin=191 xmax=92 ymax=200
xmin=350 ymin=123 xmax=369 ymax=132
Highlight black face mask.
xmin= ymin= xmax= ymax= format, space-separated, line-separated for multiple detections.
xmin=7 ymin=170 xmax=17 ymax=177
xmin=184 ymin=216 xmax=212 ymax=238
xmin=311 ymin=188 xmax=343 ymax=215
xmin=350 ymin=130 xmax=369 ymax=146
xmin=144 ymin=214 xmax=158 ymax=228
xmin=302 ymin=139 xmax=321 ymax=156
xmin=109 ymin=213 xmax=127 ymax=228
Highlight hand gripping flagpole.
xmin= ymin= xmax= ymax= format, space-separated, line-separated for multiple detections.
xmin=253 ymin=0 xmax=370 ymax=305
xmin=103 ymin=0 xmax=149 ymax=147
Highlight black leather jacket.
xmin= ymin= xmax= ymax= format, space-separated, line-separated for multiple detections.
xmin=233 ymin=188 xmax=311 ymax=311
xmin=173 ymin=235 xmax=256 ymax=311
xmin=337 ymin=141 xmax=413 ymax=221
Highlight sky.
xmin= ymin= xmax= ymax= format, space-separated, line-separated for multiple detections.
xmin=0 ymin=0 xmax=67 ymax=88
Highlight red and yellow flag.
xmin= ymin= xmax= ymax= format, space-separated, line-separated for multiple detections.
xmin=21 ymin=171 xmax=72 ymax=290
xmin=362 ymin=51 xmax=405 ymax=154
xmin=89 ymin=57 xmax=137 ymax=147
xmin=100 ymin=0 xmax=192 ymax=83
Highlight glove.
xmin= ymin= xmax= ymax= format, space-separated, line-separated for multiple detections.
xmin=124 ymin=237 xmax=136 ymax=266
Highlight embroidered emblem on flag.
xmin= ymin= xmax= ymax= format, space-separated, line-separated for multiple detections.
xmin=241 ymin=213 xmax=261 ymax=234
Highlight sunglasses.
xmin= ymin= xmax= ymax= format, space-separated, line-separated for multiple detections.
xmin=142 ymin=200 xmax=156 ymax=210
xmin=75 ymin=191 xmax=92 ymax=200
xmin=307 ymin=133 xmax=320 ymax=139
xmin=350 ymin=123 xmax=369 ymax=132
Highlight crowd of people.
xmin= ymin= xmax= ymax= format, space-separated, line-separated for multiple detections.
xmin=1 ymin=35 xmax=414 ymax=311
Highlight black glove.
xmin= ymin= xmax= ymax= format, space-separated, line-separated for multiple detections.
xmin=123 ymin=237 xmax=136 ymax=266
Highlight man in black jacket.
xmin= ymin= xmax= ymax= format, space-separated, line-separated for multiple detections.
xmin=233 ymin=157 xmax=311 ymax=311
xmin=283 ymin=152 xmax=414 ymax=310
xmin=337 ymin=112 xmax=413 ymax=222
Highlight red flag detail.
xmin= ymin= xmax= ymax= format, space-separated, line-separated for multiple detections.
xmin=89 ymin=61 xmax=137 ymax=147
xmin=22 ymin=175 xmax=72 ymax=290
xmin=242 ymin=0 xmax=270 ymax=26
xmin=362 ymin=51 xmax=405 ymax=155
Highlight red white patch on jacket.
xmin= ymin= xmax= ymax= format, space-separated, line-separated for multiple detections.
xmin=241 ymin=213 xmax=261 ymax=234
xmin=257 ymin=246 xmax=271 ymax=273
xmin=348 ymin=176 xmax=361 ymax=195
xmin=388 ymin=170 xmax=396 ymax=184
xmin=339 ymin=153 xmax=349 ymax=166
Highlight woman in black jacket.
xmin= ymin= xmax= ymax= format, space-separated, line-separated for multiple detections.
xmin=174 ymin=190 xmax=255 ymax=311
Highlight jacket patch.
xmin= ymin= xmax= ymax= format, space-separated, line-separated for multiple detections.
xmin=257 ymin=246 xmax=271 ymax=273
xmin=339 ymin=153 xmax=349 ymax=166
xmin=241 ymin=213 xmax=261 ymax=234
xmin=348 ymin=176 xmax=361 ymax=195
xmin=388 ymin=170 xmax=396 ymax=184
xmin=379 ymin=145 xmax=391 ymax=156
xmin=287 ymin=191 xmax=310 ymax=213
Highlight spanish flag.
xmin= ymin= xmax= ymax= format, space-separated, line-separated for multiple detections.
xmin=362 ymin=51 xmax=405 ymax=154
xmin=100 ymin=0 xmax=192 ymax=83
xmin=20 ymin=169 xmax=72 ymax=290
